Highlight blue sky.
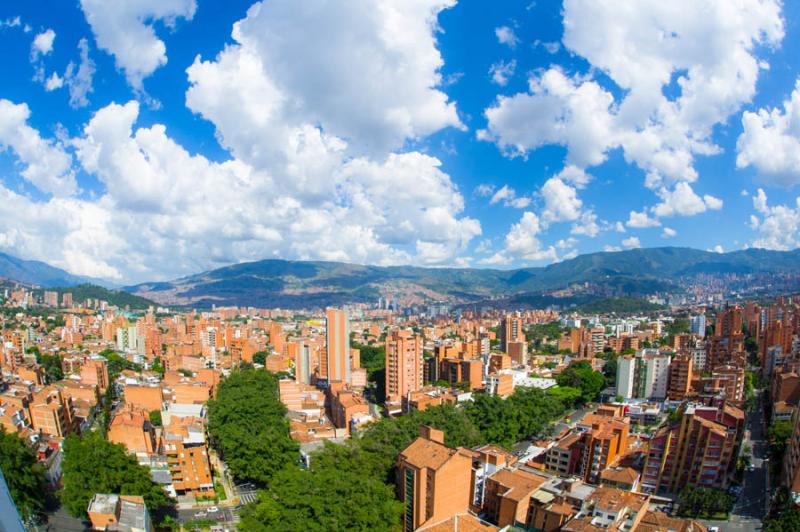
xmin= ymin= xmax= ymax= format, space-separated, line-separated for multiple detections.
xmin=1 ymin=0 xmax=800 ymax=283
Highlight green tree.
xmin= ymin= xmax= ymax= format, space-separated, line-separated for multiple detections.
xmin=0 ymin=428 xmax=46 ymax=522
xmin=769 ymin=420 xmax=793 ymax=461
xmin=556 ymin=361 xmax=606 ymax=402
xmin=252 ymin=351 xmax=269 ymax=365
xmin=149 ymin=410 xmax=162 ymax=427
xmin=60 ymin=432 xmax=171 ymax=518
xmin=207 ymin=369 xmax=298 ymax=485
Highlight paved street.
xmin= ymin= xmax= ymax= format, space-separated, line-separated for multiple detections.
xmin=178 ymin=505 xmax=237 ymax=527
xmin=700 ymin=394 xmax=768 ymax=532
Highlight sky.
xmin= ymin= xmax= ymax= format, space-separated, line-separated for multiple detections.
xmin=1 ymin=0 xmax=800 ymax=284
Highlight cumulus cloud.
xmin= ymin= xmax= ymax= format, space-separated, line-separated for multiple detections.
xmin=31 ymin=29 xmax=55 ymax=58
xmin=489 ymin=59 xmax=516 ymax=86
xmin=483 ymin=211 xmax=557 ymax=265
xmin=79 ymin=0 xmax=196 ymax=88
xmin=662 ymin=227 xmax=677 ymax=238
xmin=489 ymin=185 xmax=530 ymax=208
xmin=479 ymin=68 xmax=616 ymax=167
xmin=495 ymin=25 xmax=519 ymax=49
xmin=737 ymin=80 xmax=800 ymax=185
xmin=627 ymin=210 xmax=660 ymax=228
xmin=652 ymin=182 xmax=722 ymax=218
xmin=748 ymin=188 xmax=800 ymax=250
xmin=64 ymin=38 xmax=96 ymax=108
xmin=474 ymin=184 xmax=495 ymax=197
xmin=481 ymin=0 xmax=781 ymax=218
xmin=622 ymin=236 xmax=641 ymax=249
xmin=541 ymin=176 xmax=582 ymax=224
xmin=187 ymin=0 xmax=462 ymax=158
xmin=44 ymin=72 xmax=63 ymax=91
xmin=570 ymin=211 xmax=601 ymax=238
xmin=0 ymin=99 xmax=75 ymax=196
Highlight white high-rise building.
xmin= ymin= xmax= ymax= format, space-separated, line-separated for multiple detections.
xmin=690 ymin=315 xmax=706 ymax=337
xmin=616 ymin=357 xmax=636 ymax=399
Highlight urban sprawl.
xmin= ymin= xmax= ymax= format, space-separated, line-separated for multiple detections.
xmin=1 ymin=285 xmax=797 ymax=532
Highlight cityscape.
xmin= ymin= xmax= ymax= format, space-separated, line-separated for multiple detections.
xmin=2 ymin=0 xmax=800 ymax=531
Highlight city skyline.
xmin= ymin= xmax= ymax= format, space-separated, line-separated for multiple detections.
xmin=1 ymin=1 xmax=800 ymax=284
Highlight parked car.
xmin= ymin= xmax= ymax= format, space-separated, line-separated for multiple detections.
xmin=207 ymin=506 xmax=219 ymax=513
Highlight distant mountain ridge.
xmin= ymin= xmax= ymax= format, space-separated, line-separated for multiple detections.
xmin=0 ymin=252 xmax=94 ymax=287
xmin=124 ymin=247 xmax=800 ymax=309
xmin=4 ymin=247 xmax=799 ymax=310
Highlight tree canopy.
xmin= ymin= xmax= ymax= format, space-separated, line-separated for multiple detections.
xmin=0 ymin=428 xmax=46 ymax=522
xmin=556 ymin=361 xmax=606 ymax=402
xmin=60 ymin=432 xmax=171 ymax=518
xmin=207 ymin=369 xmax=298 ymax=485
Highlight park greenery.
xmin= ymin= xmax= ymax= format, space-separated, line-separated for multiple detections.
xmin=206 ymin=370 xmax=298 ymax=485
xmin=556 ymin=360 xmax=607 ymax=403
xmin=209 ymin=367 xmax=585 ymax=530
xmin=676 ymin=485 xmax=734 ymax=519
xmin=252 ymin=350 xmax=269 ymax=365
xmin=30 ymin=346 xmax=64 ymax=383
xmin=59 ymin=432 xmax=172 ymax=519
xmin=0 ymin=428 xmax=46 ymax=523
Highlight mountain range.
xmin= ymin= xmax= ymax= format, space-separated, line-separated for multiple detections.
xmin=2 ymin=247 xmax=799 ymax=310
xmin=125 ymin=247 xmax=800 ymax=309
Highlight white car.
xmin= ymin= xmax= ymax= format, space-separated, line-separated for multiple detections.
xmin=207 ymin=506 xmax=219 ymax=513
xmin=194 ymin=511 xmax=206 ymax=518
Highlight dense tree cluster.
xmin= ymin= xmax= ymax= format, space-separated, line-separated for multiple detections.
xmin=677 ymin=486 xmax=734 ymax=518
xmin=556 ymin=361 xmax=607 ymax=402
xmin=0 ymin=428 xmax=46 ymax=523
xmin=238 ymin=384 xmax=577 ymax=530
xmin=252 ymin=351 xmax=269 ymax=365
xmin=207 ymin=370 xmax=298 ymax=485
xmin=60 ymin=432 xmax=171 ymax=519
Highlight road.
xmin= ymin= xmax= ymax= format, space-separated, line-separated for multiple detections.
xmin=178 ymin=505 xmax=237 ymax=527
xmin=700 ymin=394 xmax=768 ymax=532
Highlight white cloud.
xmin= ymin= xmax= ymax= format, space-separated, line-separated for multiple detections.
xmin=614 ymin=221 xmax=626 ymax=233
xmin=741 ymin=189 xmax=749 ymax=197
xmin=44 ymin=72 xmax=63 ymax=91
xmin=481 ymin=0 xmax=782 ymax=215
xmin=474 ymin=184 xmax=495 ymax=197
xmin=652 ymin=182 xmax=722 ymax=217
xmin=489 ymin=59 xmax=516 ymax=86
xmin=661 ymin=227 xmax=677 ymax=238
xmin=622 ymin=236 xmax=641 ymax=249
xmin=64 ymin=38 xmax=95 ymax=108
xmin=0 ymin=99 xmax=75 ymax=196
xmin=534 ymin=40 xmax=560 ymax=54
xmin=483 ymin=211 xmax=557 ymax=265
xmin=570 ymin=211 xmax=601 ymax=238
xmin=709 ymin=244 xmax=725 ymax=253
xmin=627 ymin=210 xmax=660 ymax=228
xmin=563 ymin=0 xmax=782 ymax=188
xmin=79 ymin=0 xmax=196 ymax=88
xmin=748 ymin=188 xmax=800 ymax=250
xmin=541 ymin=177 xmax=582 ymax=224
xmin=479 ymin=68 xmax=616 ymax=167
xmin=495 ymin=25 xmax=519 ymax=49
xmin=604 ymin=245 xmax=622 ymax=252
xmin=31 ymin=29 xmax=55 ymax=58
xmin=489 ymin=185 xmax=530 ymax=208
xmin=737 ymin=80 xmax=800 ymax=185
xmin=187 ymin=0 xmax=462 ymax=158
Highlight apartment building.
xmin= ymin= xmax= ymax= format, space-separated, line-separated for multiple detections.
xmin=386 ymin=329 xmax=423 ymax=405
xmin=396 ymin=426 xmax=473 ymax=531
xmin=641 ymin=402 xmax=744 ymax=493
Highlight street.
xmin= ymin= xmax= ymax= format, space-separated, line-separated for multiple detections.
xmin=178 ymin=506 xmax=237 ymax=528
xmin=700 ymin=394 xmax=768 ymax=532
